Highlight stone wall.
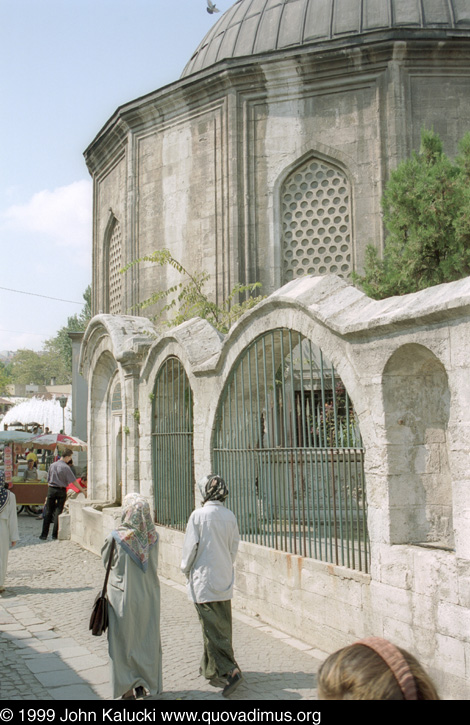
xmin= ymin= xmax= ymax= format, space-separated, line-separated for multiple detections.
xmin=77 ymin=275 xmax=470 ymax=699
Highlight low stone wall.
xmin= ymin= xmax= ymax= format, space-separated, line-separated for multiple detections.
xmin=68 ymin=500 xmax=121 ymax=555
xmin=155 ymin=524 xmax=468 ymax=700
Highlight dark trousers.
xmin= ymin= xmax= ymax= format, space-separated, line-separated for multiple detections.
xmin=195 ymin=601 xmax=238 ymax=680
xmin=41 ymin=486 xmax=67 ymax=539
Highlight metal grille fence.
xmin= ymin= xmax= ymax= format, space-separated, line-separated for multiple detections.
xmin=213 ymin=329 xmax=369 ymax=572
xmin=152 ymin=357 xmax=194 ymax=531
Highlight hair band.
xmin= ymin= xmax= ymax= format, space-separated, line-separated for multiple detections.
xmin=355 ymin=636 xmax=418 ymax=700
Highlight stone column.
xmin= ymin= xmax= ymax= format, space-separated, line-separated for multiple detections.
xmin=121 ymin=361 xmax=141 ymax=496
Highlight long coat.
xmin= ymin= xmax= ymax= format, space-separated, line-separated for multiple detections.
xmin=0 ymin=490 xmax=19 ymax=587
xmin=101 ymin=534 xmax=162 ymax=699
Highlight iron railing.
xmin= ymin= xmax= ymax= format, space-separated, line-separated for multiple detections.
xmin=152 ymin=357 xmax=194 ymax=531
xmin=213 ymin=329 xmax=369 ymax=573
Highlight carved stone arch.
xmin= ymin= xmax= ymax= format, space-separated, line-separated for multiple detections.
xmin=276 ymin=150 xmax=354 ymax=287
xmin=88 ymin=348 xmax=119 ymax=501
xmin=382 ymin=343 xmax=453 ymax=548
xmin=103 ymin=210 xmax=122 ymax=314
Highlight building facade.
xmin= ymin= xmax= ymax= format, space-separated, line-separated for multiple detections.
xmin=76 ymin=0 xmax=470 ymax=699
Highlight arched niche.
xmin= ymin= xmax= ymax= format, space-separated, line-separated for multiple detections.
xmin=383 ymin=344 xmax=453 ymax=548
xmin=89 ymin=350 xmax=119 ymax=501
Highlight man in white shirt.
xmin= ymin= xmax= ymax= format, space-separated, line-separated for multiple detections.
xmin=181 ymin=475 xmax=242 ymax=697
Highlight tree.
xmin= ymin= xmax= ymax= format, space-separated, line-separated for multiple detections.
xmin=354 ymin=129 xmax=470 ymax=299
xmin=10 ymin=348 xmax=67 ymax=387
xmin=0 ymin=361 xmax=11 ymax=395
xmin=9 ymin=286 xmax=92 ymax=387
xmin=122 ymin=250 xmax=265 ymax=334
xmin=44 ymin=285 xmax=92 ymax=382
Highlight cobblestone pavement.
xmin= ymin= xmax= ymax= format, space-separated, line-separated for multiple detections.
xmin=0 ymin=512 xmax=323 ymax=701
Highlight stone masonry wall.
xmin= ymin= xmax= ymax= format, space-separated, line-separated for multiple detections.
xmin=77 ymin=275 xmax=470 ymax=699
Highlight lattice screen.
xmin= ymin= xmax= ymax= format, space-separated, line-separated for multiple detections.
xmin=281 ymin=158 xmax=352 ymax=283
xmin=108 ymin=222 xmax=122 ymax=314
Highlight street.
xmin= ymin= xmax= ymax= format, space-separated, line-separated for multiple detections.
xmin=0 ymin=512 xmax=322 ymax=701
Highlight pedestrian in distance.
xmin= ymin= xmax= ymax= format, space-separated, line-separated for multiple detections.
xmin=317 ymin=636 xmax=440 ymax=700
xmin=101 ymin=493 xmax=162 ymax=700
xmin=0 ymin=472 xmax=19 ymax=593
xmin=23 ymin=458 xmax=38 ymax=481
xmin=39 ymin=448 xmax=77 ymax=541
xmin=181 ymin=474 xmax=242 ymax=698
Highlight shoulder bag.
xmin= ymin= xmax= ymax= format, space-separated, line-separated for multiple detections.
xmin=89 ymin=538 xmax=115 ymax=636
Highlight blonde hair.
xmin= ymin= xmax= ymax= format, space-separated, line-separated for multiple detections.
xmin=317 ymin=639 xmax=439 ymax=700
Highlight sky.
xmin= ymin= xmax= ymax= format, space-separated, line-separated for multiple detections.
xmin=0 ymin=0 xmax=230 ymax=354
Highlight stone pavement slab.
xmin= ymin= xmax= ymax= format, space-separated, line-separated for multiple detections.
xmin=0 ymin=512 xmax=323 ymax=701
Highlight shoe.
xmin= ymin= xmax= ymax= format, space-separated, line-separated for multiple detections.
xmin=121 ymin=691 xmax=135 ymax=700
xmin=135 ymin=686 xmax=147 ymax=699
xmin=222 ymin=669 xmax=243 ymax=698
xmin=209 ymin=676 xmax=227 ymax=688
xmin=39 ymin=536 xmax=47 ymax=540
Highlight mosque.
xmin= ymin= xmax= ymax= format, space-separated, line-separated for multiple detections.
xmin=74 ymin=0 xmax=470 ymax=698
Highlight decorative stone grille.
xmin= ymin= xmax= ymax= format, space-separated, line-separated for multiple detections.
xmin=108 ymin=222 xmax=122 ymax=314
xmin=281 ymin=159 xmax=352 ymax=283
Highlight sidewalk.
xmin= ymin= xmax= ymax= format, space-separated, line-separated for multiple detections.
xmin=0 ymin=512 xmax=323 ymax=701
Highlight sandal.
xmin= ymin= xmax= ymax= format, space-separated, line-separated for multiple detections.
xmin=222 ymin=669 xmax=243 ymax=698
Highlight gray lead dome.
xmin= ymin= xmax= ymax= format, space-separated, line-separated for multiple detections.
xmin=182 ymin=0 xmax=470 ymax=77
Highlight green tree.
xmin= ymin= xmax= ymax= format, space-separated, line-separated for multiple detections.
xmin=0 ymin=361 xmax=11 ymax=395
xmin=44 ymin=285 xmax=92 ymax=382
xmin=354 ymin=129 xmax=470 ymax=299
xmin=123 ymin=250 xmax=265 ymax=333
xmin=10 ymin=348 xmax=67 ymax=386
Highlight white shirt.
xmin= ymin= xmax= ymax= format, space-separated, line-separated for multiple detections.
xmin=181 ymin=501 xmax=240 ymax=603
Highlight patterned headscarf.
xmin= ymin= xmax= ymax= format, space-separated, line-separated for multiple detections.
xmin=201 ymin=474 xmax=229 ymax=505
xmin=0 ymin=473 xmax=9 ymax=515
xmin=112 ymin=493 xmax=158 ymax=572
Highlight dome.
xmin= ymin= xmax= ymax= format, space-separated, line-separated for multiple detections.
xmin=182 ymin=0 xmax=470 ymax=77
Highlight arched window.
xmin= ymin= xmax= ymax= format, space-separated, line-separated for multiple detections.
xmin=104 ymin=217 xmax=122 ymax=314
xmin=281 ymin=158 xmax=352 ymax=283
xmin=152 ymin=357 xmax=194 ymax=530
xmin=213 ymin=329 xmax=368 ymax=572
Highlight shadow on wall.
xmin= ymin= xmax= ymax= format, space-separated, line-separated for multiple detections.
xmin=383 ymin=343 xmax=452 ymax=549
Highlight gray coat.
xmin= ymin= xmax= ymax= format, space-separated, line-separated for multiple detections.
xmin=101 ymin=534 xmax=162 ymax=698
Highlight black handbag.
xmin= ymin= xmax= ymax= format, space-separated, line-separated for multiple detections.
xmin=89 ymin=538 xmax=115 ymax=636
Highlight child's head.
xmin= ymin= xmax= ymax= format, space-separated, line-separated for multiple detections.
xmin=317 ymin=637 xmax=439 ymax=700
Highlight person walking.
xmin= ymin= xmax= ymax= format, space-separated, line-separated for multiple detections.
xmin=39 ymin=448 xmax=77 ymax=541
xmin=0 ymin=476 xmax=19 ymax=593
xmin=181 ymin=474 xmax=242 ymax=698
xmin=101 ymin=493 xmax=162 ymax=700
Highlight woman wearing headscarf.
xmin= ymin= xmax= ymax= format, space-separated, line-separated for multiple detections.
xmin=101 ymin=492 xmax=162 ymax=700
xmin=181 ymin=474 xmax=242 ymax=697
xmin=0 ymin=473 xmax=19 ymax=593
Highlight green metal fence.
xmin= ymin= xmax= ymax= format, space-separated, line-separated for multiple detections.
xmin=213 ymin=329 xmax=369 ymax=573
xmin=152 ymin=357 xmax=194 ymax=530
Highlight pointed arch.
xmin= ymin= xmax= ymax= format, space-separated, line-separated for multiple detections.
xmin=103 ymin=211 xmax=123 ymax=314
xmin=278 ymin=152 xmax=353 ymax=285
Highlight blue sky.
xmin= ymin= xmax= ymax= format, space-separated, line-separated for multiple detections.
xmin=0 ymin=0 xmax=228 ymax=353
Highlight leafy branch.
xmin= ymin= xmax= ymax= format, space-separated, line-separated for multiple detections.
xmin=122 ymin=249 xmax=265 ymax=333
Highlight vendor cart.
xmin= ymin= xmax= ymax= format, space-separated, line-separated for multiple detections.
xmin=9 ymin=480 xmax=48 ymax=516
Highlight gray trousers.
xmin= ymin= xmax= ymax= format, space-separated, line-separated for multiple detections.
xmin=195 ymin=600 xmax=238 ymax=680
